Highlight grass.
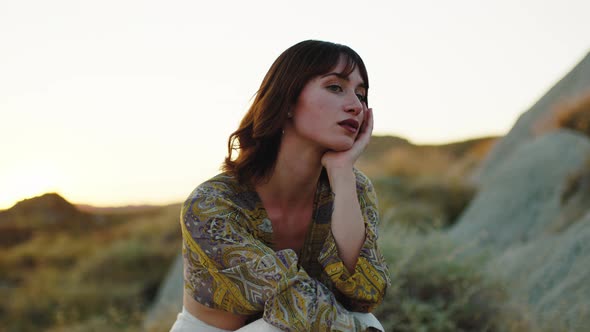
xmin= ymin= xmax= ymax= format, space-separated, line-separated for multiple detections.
xmin=357 ymin=136 xmax=497 ymax=180
xmin=533 ymin=90 xmax=590 ymax=139
xmin=373 ymin=175 xmax=475 ymax=231
xmin=0 ymin=203 xmax=182 ymax=332
xmin=372 ymin=226 xmax=533 ymax=332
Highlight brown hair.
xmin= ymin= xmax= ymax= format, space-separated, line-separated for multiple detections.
xmin=222 ymin=40 xmax=369 ymax=185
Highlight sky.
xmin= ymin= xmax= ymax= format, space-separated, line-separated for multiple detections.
xmin=1 ymin=0 xmax=589 ymax=210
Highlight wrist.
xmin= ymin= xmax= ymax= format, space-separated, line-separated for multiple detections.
xmin=326 ymin=167 xmax=355 ymax=192
xmin=324 ymin=162 xmax=353 ymax=175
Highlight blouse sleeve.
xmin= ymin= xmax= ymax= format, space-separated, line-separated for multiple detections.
xmin=317 ymin=169 xmax=391 ymax=312
xmin=180 ymin=184 xmax=373 ymax=332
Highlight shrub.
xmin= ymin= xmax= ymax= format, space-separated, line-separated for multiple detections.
xmin=373 ymin=226 xmax=532 ymax=331
xmin=0 ymin=204 xmax=181 ymax=332
xmin=374 ymin=176 xmax=475 ymax=231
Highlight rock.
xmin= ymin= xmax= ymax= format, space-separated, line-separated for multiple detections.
xmin=488 ymin=212 xmax=590 ymax=329
xmin=143 ymin=253 xmax=183 ymax=331
xmin=449 ymin=130 xmax=590 ymax=248
xmin=449 ymin=130 xmax=590 ymax=329
xmin=473 ymin=52 xmax=590 ymax=185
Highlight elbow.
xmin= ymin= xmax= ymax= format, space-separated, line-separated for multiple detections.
xmin=341 ymin=279 xmax=389 ymax=313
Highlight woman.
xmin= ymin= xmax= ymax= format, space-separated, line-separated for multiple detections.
xmin=171 ymin=40 xmax=390 ymax=331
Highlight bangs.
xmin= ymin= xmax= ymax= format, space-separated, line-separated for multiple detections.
xmin=305 ymin=48 xmax=366 ymax=84
xmin=336 ymin=52 xmax=360 ymax=78
xmin=266 ymin=40 xmax=370 ymax=105
xmin=300 ymin=43 xmax=369 ymax=105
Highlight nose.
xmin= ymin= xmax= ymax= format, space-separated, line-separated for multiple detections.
xmin=345 ymin=93 xmax=364 ymax=116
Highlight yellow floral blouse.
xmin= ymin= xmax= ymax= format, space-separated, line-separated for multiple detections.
xmin=180 ymin=168 xmax=390 ymax=331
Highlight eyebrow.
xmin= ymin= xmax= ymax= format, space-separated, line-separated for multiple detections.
xmin=320 ymin=72 xmax=367 ymax=89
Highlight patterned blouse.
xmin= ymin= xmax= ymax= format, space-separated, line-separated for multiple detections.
xmin=180 ymin=168 xmax=390 ymax=331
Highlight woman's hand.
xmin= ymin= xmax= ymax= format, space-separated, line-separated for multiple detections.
xmin=322 ymin=108 xmax=373 ymax=273
xmin=321 ymin=108 xmax=374 ymax=171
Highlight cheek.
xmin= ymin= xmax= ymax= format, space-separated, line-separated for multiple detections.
xmin=305 ymin=97 xmax=333 ymax=121
xmin=295 ymin=112 xmax=324 ymax=134
xmin=295 ymin=98 xmax=327 ymax=125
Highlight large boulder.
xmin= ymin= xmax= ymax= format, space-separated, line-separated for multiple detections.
xmin=488 ymin=212 xmax=590 ymax=329
xmin=473 ymin=52 xmax=590 ymax=185
xmin=143 ymin=253 xmax=184 ymax=331
xmin=449 ymin=130 xmax=590 ymax=248
xmin=449 ymin=130 xmax=590 ymax=329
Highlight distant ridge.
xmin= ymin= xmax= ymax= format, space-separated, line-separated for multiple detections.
xmin=362 ymin=135 xmax=498 ymax=161
xmin=0 ymin=192 xmax=91 ymax=227
xmin=75 ymin=203 xmax=163 ymax=214
xmin=0 ymin=193 xmax=95 ymax=247
xmin=3 ymin=192 xmax=79 ymax=215
xmin=358 ymin=134 xmax=498 ymax=178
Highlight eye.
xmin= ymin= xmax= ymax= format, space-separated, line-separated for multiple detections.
xmin=327 ymin=85 xmax=343 ymax=92
xmin=356 ymin=93 xmax=367 ymax=103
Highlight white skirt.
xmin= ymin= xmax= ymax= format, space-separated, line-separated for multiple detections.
xmin=169 ymin=306 xmax=384 ymax=332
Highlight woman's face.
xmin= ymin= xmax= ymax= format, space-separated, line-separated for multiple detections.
xmin=289 ymin=58 xmax=367 ymax=152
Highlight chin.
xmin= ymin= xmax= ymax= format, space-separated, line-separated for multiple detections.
xmin=328 ymin=138 xmax=355 ymax=151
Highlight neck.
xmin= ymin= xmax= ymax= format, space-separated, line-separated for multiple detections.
xmin=256 ymin=131 xmax=324 ymax=207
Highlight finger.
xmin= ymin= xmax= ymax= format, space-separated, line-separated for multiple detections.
xmin=358 ymin=108 xmax=373 ymax=149
xmin=366 ymin=108 xmax=374 ymax=135
xmin=358 ymin=108 xmax=373 ymax=139
xmin=353 ymin=109 xmax=373 ymax=150
xmin=362 ymin=107 xmax=370 ymax=132
xmin=356 ymin=108 xmax=369 ymax=137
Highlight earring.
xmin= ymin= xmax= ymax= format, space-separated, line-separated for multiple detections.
xmin=287 ymin=111 xmax=293 ymax=118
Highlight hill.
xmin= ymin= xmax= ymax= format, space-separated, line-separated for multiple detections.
xmin=0 ymin=195 xmax=182 ymax=332
xmin=358 ymin=135 xmax=498 ymax=179
xmin=0 ymin=192 xmax=90 ymax=225
xmin=0 ymin=193 xmax=100 ymax=248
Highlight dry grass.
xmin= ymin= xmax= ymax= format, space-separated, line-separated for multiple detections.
xmin=373 ymin=226 xmax=535 ymax=332
xmin=0 ymin=203 xmax=181 ymax=332
xmin=358 ymin=136 xmax=497 ymax=182
xmin=533 ymin=90 xmax=590 ymax=138
xmin=373 ymin=176 xmax=475 ymax=231
xmin=375 ymin=147 xmax=456 ymax=177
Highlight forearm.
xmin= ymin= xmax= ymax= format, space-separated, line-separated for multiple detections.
xmin=318 ymin=169 xmax=391 ymax=312
xmin=327 ymin=166 xmax=366 ymax=273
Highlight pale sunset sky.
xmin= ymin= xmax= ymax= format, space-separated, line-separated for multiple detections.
xmin=1 ymin=0 xmax=589 ymax=210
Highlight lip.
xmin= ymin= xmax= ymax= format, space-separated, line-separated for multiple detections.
xmin=338 ymin=118 xmax=360 ymax=133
